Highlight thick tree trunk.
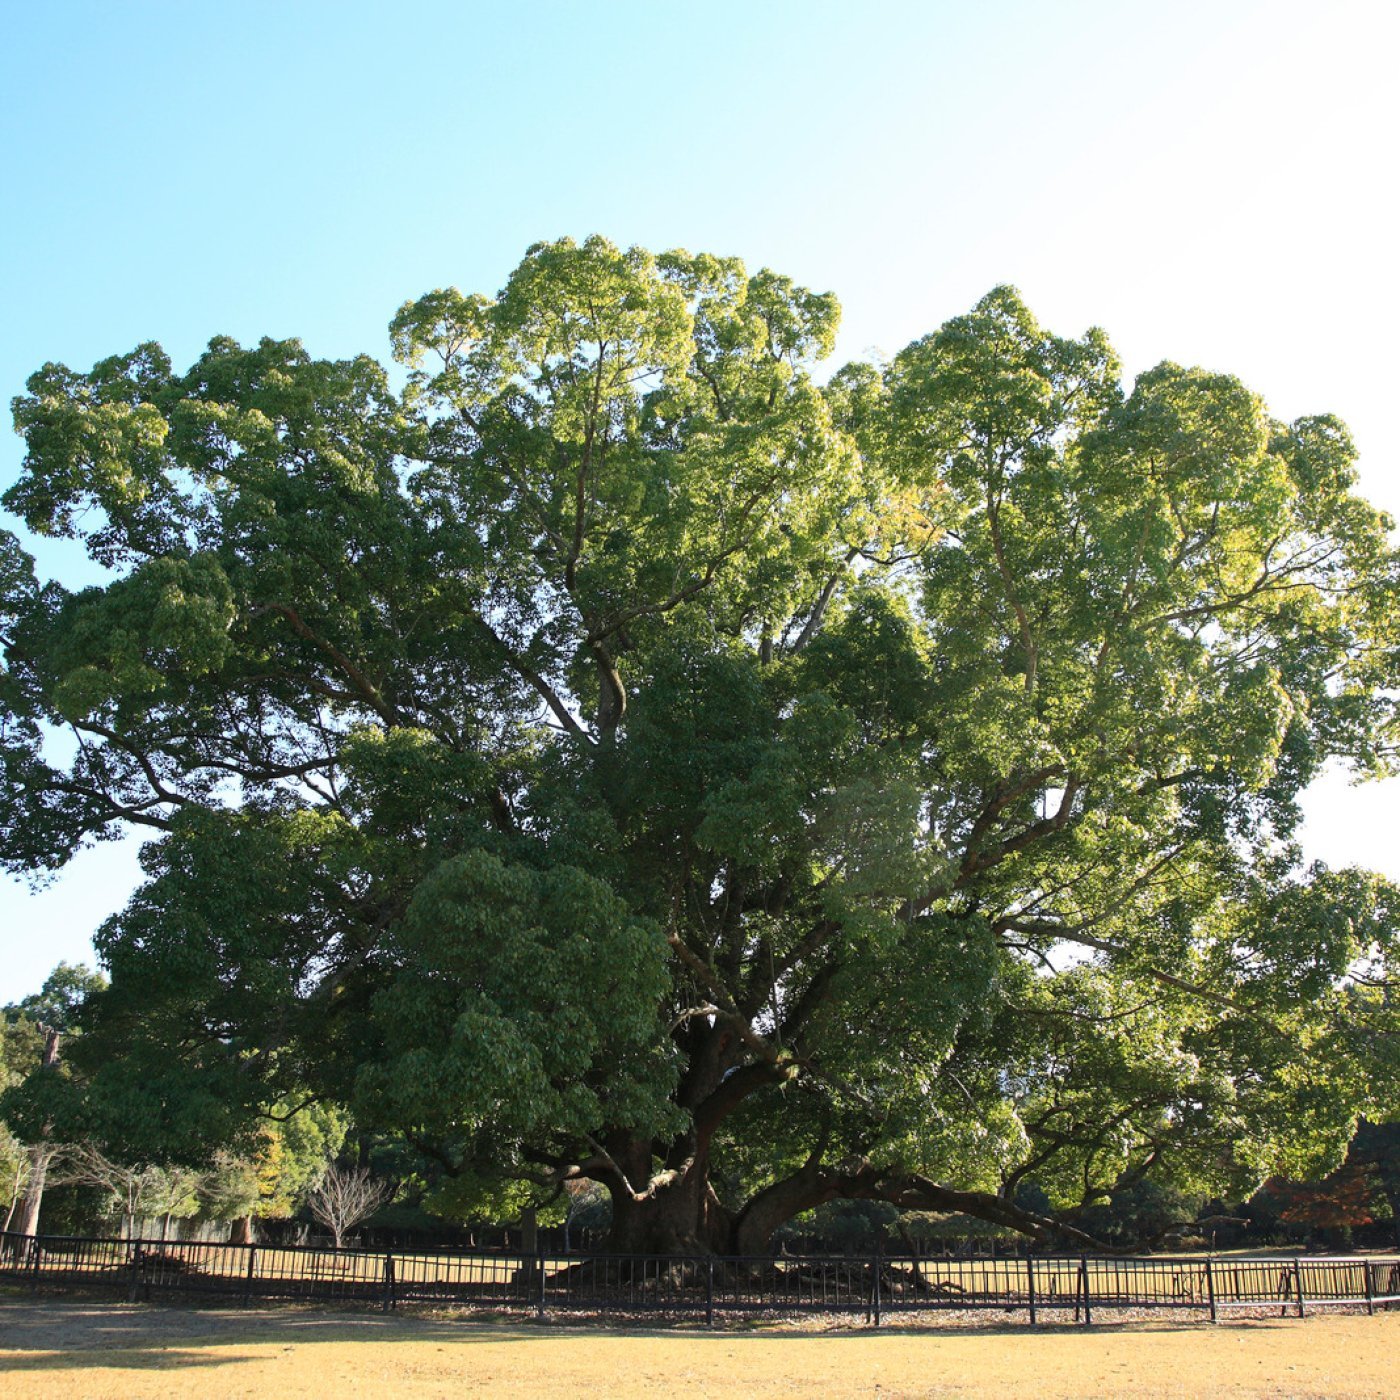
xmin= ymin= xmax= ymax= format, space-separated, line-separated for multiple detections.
xmin=228 ymin=1214 xmax=254 ymax=1245
xmin=597 ymin=1023 xmax=799 ymax=1254
xmin=602 ymin=1135 xmax=733 ymax=1255
xmin=607 ymin=1175 xmax=732 ymax=1254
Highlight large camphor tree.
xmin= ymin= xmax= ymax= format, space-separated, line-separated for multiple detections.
xmin=3 ymin=237 xmax=1399 ymax=1253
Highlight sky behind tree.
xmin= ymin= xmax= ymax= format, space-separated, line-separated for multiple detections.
xmin=2 ymin=0 xmax=1396 ymax=999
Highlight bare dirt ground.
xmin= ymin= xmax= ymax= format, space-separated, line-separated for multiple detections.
xmin=1 ymin=1297 xmax=1398 ymax=1398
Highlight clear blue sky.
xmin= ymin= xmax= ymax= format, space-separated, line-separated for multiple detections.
xmin=2 ymin=0 xmax=1397 ymax=999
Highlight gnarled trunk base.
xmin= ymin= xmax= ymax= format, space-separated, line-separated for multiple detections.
xmin=600 ymin=1153 xmax=1103 ymax=1258
xmin=607 ymin=1172 xmax=732 ymax=1255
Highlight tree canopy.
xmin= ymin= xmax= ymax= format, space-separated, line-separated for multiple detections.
xmin=3 ymin=235 xmax=1400 ymax=1252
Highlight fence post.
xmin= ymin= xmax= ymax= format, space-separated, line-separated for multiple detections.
xmin=243 ymin=1245 xmax=256 ymax=1307
xmin=706 ymin=1256 xmax=715 ymax=1328
xmin=1363 ymin=1260 xmax=1374 ymax=1317
xmin=872 ymin=1238 xmax=882 ymax=1328
xmin=1079 ymin=1255 xmax=1092 ymax=1326
xmin=382 ymin=1253 xmax=395 ymax=1312
xmin=1292 ymin=1257 xmax=1305 ymax=1319
xmin=1026 ymin=1252 xmax=1037 ymax=1326
xmin=28 ymin=1235 xmax=41 ymax=1289
xmin=1205 ymin=1256 xmax=1217 ymax=1324
xmin=536 ymin=1242 xmax=546 ymax=1320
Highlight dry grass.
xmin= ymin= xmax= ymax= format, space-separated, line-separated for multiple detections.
xmin=2 ymin=1298 xmax=1399 ymax=1398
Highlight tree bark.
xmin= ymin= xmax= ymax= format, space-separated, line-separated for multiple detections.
xmin=602 ymin=1134 xmax=733 ymax=1255
xmin=2 ymin=1172 xmax=20 ymax=1234
xmin=607 ymin=1171 xmax=731 ymax=1255
xmin=11 ymin=1143 xmax=54 ymax=1240
xmin=228 ymin=1214 xmax=254 ymax=1245
xmin=599 ymin=1146 xmax=1115 ymax=1258
xmin=733 ymin=1154 xmax=837 ymax=1256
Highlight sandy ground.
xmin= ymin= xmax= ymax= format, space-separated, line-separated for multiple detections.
xmin=1 ymin=1298 xmax=1398 ymax=1398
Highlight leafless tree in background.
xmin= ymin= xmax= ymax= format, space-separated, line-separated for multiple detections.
xmin=306 ymin=1163 xmax=393 ymax=1249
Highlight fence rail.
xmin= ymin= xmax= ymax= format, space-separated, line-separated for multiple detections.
xmin=3 ymin=1231 xmax=1398 ymax=1325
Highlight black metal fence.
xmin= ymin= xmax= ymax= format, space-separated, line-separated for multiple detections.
xmin=3 ymin=1231 xmax=1398 ymax=1325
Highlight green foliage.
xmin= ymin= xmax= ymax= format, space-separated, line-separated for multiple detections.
xmin=782 ymin=1198 xmax=898 ymax=1248
xmin=1075 ymin=1180 xmax=1207 ymax=1248
xmin=0 ymin=1119 xmax=27 ymax=1219
xmin=4 ymin=239 xmax=1400 ymax=1248
xmin=0 ymin=1014 xmax=43 ymax=1093
xmin=1 ymin=964 xmax=105 ymax=1204
xmin=198 ymin=1151 xmax=261 ymax=1224
xmin=357 ymin=849 xmax=677 ymax=1164
xmin=7 ymin=963 xmax=105 ymax=1034
xmin=201 ymin=1101 xmax=348 ymax=1223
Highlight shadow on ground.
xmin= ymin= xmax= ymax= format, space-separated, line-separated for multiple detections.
xmin=1 ymin=1347 xmax=254 ymax=1375
xmin=0 ymin=1293 xmax=1283 ymax=1365
xmin=0 ymin=1299 xmax=537 ymax=1363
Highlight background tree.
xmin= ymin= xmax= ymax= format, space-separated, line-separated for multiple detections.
xmin=306 ymin=1163 xmax=394 ymax=1249
xmin=3 ymin=238 xmax=1399 ymax=1253
xmin=561 ymin=1178 xmax=610 ymax=1251
xmin=55 ymin=1142 xmax=200 ymax=1239
xmin=199 ymin=1102 xmax=346 ymax=1243
xmin=1347 ymin=1119 xmax=1400 ymax=1247
xmin=144 ymin=1162 xmax=203 ymax=1241
xmin=1261 ymin=1162 xmax=1383 ymax=1251
xmin=1 ymin=963 xmax=104 ymax=1237
xmin=1 ymin=1013 xmax=43 ymax=1232
xmin=198 ymin=1151 xmax=262 ymax=1243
